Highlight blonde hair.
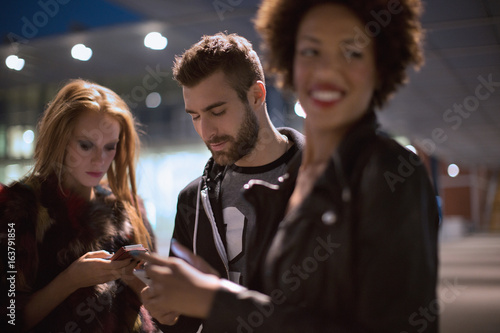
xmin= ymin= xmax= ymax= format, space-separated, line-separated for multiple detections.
xmin=30 ymin=79 xmax=152 ymax=248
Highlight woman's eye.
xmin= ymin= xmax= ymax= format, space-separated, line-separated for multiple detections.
xmin=298 ymin=48 xmax=318 ymax=57
xmin=105 ymin=144 xmax=117 ymax=151
xmin=78 ymin=141 xmax=93 ymax=151
xmin=342 ymin=48 xmax=363 ymax=60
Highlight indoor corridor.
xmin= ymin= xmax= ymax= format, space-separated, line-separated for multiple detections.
xmin=439 ymin=233 xmax=500 ymax=333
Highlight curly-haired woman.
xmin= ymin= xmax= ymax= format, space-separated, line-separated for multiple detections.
xmin=139 ymin=1 xmax=440 ymax=332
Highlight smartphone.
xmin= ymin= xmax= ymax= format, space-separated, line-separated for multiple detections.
xmin=133 ymin=269 xmax=152 ymax=286
xmin=110 ymin=244 xmax=148 ymax=261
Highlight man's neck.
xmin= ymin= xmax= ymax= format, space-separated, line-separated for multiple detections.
xmin=234 ymin=125 xmax=290 ymax=168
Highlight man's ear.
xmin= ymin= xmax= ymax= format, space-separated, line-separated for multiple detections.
xmin=248 ymin=80 xmax=266 ymax=107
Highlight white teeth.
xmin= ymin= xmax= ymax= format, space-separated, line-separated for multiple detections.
xmin=311 ymin=90 xmax=342 ymax=102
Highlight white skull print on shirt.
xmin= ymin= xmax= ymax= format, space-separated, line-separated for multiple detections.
xmin=220 ymin=148 xmax=293 ymax=285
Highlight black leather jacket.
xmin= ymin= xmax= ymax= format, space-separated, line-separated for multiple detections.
xmin=205 ymin=112 xmax=440 ymax=332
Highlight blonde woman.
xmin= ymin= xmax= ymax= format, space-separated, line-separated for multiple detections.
xmin=0 ymin=79 xmax=158 ymax=332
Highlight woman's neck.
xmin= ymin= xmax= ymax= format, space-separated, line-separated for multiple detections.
xmin=62 ymin=177 xmax=95 ymax=201
xmin=286 ymin=124 xmax=345 ymax=214
xmin=302 ymin=125 xmax=346 ymax=168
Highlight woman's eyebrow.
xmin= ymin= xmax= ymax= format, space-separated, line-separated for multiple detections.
xmin=296 ymin=34 xmax=321 ymax=44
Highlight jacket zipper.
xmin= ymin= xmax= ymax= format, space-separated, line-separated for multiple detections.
xmin=200 ymin=187 xmax=230 ymax=278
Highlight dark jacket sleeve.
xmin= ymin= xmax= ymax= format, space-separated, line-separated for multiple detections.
xmin=351 ymin=144 xmax=439 ymax=332
xmin=204 ymin=287 xmax=355 ymax=332
xmin=202 ymin=143 xmax=439 ymax=333
xmin=171 ymin=177 xmax=201 ymax=252
xmin=158 ymin=178 xmax=204 ymax=333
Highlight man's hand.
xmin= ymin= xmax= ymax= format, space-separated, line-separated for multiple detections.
xmin=140 ymin=291 xmax=180 ymax=327
xmin=170 ymin=239 xmax=220 ymax=277
xmin=135 ymin=252 xmax=220 ymax=319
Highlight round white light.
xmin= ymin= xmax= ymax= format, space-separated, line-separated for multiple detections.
xmin=23 ymin=130 xmax=35 ymax=144
xmin=144 ymin=32 xmax=168 ymax=50
xmin=405 ymin=144 xmax=417 ymax=154
xmin=146 ymin=92 xmax=162 ymax=108
xmin=71 ymin=44 xmax=93 ymax=61
xmin=294 ymin=101 xmax=306 ymax=118
xmin=6 ymin=55 xmax=25 ymax=71
xmin=447 ymin=164 xmax=459 ymax=178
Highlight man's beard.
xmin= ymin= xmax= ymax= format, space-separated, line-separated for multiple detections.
xmin=207 ymin=103 xmax=259 ymax=165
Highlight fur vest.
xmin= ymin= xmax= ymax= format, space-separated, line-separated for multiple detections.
xmin=0 ymin=176 xmax=158 ymax=332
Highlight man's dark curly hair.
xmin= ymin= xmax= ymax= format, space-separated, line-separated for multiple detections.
xmin=172 ymin=32 xmax=265 ymax=103
xmin=254 ymin=0 xmax=424 ymax=109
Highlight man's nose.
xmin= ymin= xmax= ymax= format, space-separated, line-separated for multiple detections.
xmin=199 ymin=117 xmax=217 ymax=142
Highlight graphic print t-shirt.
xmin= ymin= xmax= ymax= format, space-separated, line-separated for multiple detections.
xmin=221 ymin=143 xmax=297 ymax=284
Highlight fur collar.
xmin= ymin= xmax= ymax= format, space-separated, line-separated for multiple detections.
xmin=2 ymin=175 xmax=134 ymax=290
xmin=1 ymin=176 xmax=156 ymax=332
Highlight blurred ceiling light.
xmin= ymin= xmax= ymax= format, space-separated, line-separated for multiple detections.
xmin=144 ymin=32 xmax=167 ymax=50
xmin=146 ymin=92 xmax=161 ymax=108
xmin=447 ymin=163 xmax=459 ymax=177
xmin=23 ymin=129 xmax=35 ymax=144
xmin=405 ymin=144 xmax=417 ymax=154
xmin=294 ymin=101 xmax=306 ymax=118
xmin=5 ymin=55 xmax=25 ymax=71
xmin=71 ymin=44 xmax=92 ymax=61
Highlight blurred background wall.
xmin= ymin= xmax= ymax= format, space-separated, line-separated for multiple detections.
xmin=2 ymin=0 xmax=499 ymax=250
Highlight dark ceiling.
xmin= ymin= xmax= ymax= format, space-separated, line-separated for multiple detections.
xmin=1 ymin=0 xmax=500 ymax=168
